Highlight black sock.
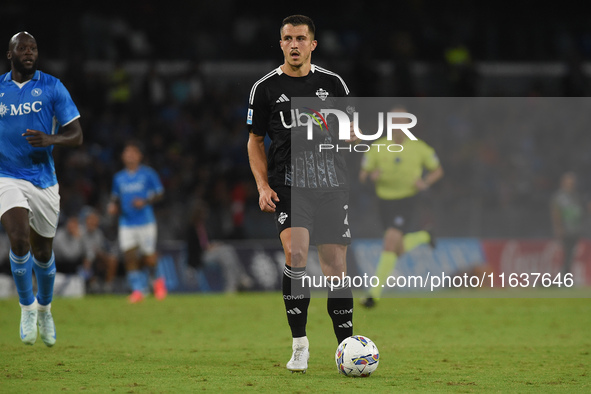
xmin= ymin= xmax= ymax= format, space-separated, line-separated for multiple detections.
xmin=327 ymin=279 xmax=353 ymax=344
xmin=282 ymin=265 xmax=310 ymax=338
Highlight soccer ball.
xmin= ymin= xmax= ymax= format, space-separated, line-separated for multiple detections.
xmin=335 ymin=335 xmax=380 ymax=377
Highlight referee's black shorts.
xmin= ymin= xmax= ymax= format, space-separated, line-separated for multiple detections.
xmin=377 ymin=196 xmax=417 ymax=233
xmin=273 ymin=185 xmax=351 ymax=245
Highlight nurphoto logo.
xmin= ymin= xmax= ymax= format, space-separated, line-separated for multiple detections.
xmin=292 ymin=97 xmax=420 ymax=153
xmin=305 ymin=109 xmax=417 ymax=152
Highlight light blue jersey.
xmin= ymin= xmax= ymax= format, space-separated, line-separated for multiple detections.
xmin=0 ymin=70 xmax=80 ymax=188
xmin=111 ymin=165 xmax=164 ymax=227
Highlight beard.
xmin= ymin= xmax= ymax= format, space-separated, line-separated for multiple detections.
xmin=12 ymin=58 xmax=37 ymax=77
xmin=286 ymin=54 xmax=306 ymax=68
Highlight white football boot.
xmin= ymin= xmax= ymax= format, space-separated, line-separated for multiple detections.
xmin=286 ymin=344 xmax=309 ymax=373
xmin=38 ymin=309 xmax=56 ymax=347
xmin=20 ymin=307 xmax=38 ymax=345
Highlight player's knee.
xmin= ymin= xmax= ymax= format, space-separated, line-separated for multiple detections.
xmin=6 ymin=230 xmax=30 ymax=256
xmin=10 ymin=239 xmax=30 ymax=256
xmin=31 ymin=247 xmax=53 ymax=263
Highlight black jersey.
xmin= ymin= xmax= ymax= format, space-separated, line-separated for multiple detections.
xmin=247 ymin=65 xmax=350 ymax=190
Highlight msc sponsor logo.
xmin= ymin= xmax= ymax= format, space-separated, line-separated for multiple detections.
xmin=0 ymin=101 xmax=43 ymax=117
xmin=120 ymin=181 xmax=145 ymax=194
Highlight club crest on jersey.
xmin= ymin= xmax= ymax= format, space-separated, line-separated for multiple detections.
xmin=31 ymin=88 xmax=42 ymax=97
xmin=316 ymin=88 xmax=329 ymax=101
xmin=0 ymin=103 xmax=7 ymax=117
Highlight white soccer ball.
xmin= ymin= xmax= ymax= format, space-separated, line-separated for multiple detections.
xmin=335 ymin=335 xmax=380 ymax=377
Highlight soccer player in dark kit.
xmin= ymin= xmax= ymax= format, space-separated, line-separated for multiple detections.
xmin=247 ymin=15 xmax=355 ymax=373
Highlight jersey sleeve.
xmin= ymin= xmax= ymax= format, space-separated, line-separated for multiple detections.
xmin=421 ymin=142 xmax=441 ymax=171
xmin=334 ymin=74 xmax=350 ymax=98
xmin=331 ymin=73 xmax=355 ymax=125
xmin=247 ymin=82 xmax=270 ymax=137
xmin=52 ymin=79 xmax=80 ymax=126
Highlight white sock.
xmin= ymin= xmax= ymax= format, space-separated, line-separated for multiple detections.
xmin=37 ymin=302 xmax=51 ymax=312
xmin=293 ymin=336 xmax=309 ymax=348
xmin=20 ymin=299 xmax=38 ymax=311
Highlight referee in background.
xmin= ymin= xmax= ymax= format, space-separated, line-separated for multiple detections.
xmin=359 ymin=110 xmax=443 ymax=307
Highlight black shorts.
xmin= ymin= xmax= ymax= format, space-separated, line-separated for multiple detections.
xmin=274 ymin=186 xmax=351 ymax=245
xmin=378 ymin=196 xmax=417 ymax=233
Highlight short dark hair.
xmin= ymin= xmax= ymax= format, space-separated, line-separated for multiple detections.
xmin=280 ymin=15 xmax=315 ymax=39
xmin=124 ymin=139 xmax=145 ymax=154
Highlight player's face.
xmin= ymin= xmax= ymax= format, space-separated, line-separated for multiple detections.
xmin=7 ymin=35 xmax=38 ymax=76
xmin=122 ymin=146 xmax=142 ymax=169
xmin=280 ymin=24 xmax=316 ymax=68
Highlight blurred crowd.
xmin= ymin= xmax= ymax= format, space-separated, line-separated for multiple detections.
xmin=53 ymin=60 xmax=254 ymax=242
xmin=4 ymin=1 xmax=591 ymax=63
xmin=2 ymin=2 xmax=591 ymax=287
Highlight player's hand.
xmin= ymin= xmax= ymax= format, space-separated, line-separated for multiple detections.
xmin=258 ymin=186 xmax=279 ymax=213
xmin=132 ymin=198 xmax=146 ymax=209
xmin=23 ymin=129 xmax=53 ymax=147
xmin=370 ymin=170 xmax=381 ymax=182
xmin=415 ymin=178 xmax=429 ymax=191
xmin=345 ymin=121 xmax=358 ymax=143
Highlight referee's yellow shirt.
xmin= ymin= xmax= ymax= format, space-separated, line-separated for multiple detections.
xmin=361 ymin=137 xmax=440 ymax=200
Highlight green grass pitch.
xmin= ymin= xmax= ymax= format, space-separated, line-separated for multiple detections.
xmin=1 ymin=292 xmax=590 ymax=392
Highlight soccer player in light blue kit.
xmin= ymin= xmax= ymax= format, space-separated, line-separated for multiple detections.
xmin=108 ymin=141 xmax=166 ymax=303
xmin=0 ymin=32 xmax=83 ymax=346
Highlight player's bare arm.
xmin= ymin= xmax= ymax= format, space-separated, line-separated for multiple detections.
xmin=415 ymin=165 xmax=444 ymax=191
xmin=23 ymin=118 xmax=83 ymax=148
xmin=247 ymin=132 xmax=279 ymax=213
xmin=359 ymin=169 xmax=369 ymax=184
